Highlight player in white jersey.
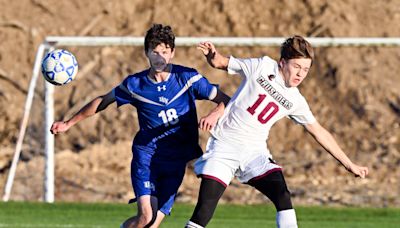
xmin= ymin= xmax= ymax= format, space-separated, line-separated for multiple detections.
xmin=185 ymin=36 xmax=369 ymax=228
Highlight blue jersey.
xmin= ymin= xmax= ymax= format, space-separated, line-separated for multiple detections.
xmin=114 ymin=64 xmax=217 ymax=163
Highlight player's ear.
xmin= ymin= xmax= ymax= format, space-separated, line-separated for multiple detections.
xmin=171 ymin=49 xmax=175 ymax=59
xmin=145 ymin=48 xmax=151 ymax=58
xmin=278 ymin=59 xmax=284 ymax=69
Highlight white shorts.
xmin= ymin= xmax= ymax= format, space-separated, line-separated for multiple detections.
xmin=194 ymin=136 xmax=282 ymax=186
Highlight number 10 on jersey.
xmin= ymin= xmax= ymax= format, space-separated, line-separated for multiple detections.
xmin=247 ymin=94 xmax=279 ymax=124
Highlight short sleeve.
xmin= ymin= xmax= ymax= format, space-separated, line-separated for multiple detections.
xmin=227 ymin=56 xmax=263 ymax=79
xmin=288 ymin=97 xmax=316 ymax=125
xmin=113 ymin=77 xmax=134 ymax=107
xmin=191 ymin=73 xmax=218 ymax=100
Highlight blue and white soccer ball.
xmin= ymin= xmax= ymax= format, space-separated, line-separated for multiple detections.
xmin=41 ymin=49 xmax=78 ymax=85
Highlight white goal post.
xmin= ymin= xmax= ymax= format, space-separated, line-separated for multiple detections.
xmin=3 ymin=36 xmax=400 ymax=203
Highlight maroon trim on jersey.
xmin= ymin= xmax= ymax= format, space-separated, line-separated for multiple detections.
xmin=247 ymin=167 xmax=282 ymax=183
xmin=200 ymin=174 xmax=228 ymax=188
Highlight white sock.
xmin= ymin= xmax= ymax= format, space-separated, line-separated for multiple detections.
xmin=185 ymin=221 xmax=204 ymax=228
xmin=276 ymin=209 xmax=298 ymax=228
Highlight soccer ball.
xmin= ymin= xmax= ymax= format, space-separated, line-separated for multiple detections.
xmin=41 ymin=49 xmax=78 ymax=85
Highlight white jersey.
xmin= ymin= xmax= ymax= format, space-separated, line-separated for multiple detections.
xmin=211 ymin=56 xmax=316 ymax=152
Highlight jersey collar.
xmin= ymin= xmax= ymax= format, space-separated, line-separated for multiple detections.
xmin=147 ymin=65 xmax=173 ymax=84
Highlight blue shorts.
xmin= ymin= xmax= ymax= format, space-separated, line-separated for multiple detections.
xmin=131 ymin=153 xmax=187 ymax=215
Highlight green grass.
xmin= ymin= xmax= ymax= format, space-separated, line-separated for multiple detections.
xmin=0 ymin=201 xmax=399 ymax=227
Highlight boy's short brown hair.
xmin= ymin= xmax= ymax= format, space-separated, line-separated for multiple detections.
xmin=280 ymin=35 xmax=314 ymax=62
xmin=144 ymin=24 xmax=175 ymax=53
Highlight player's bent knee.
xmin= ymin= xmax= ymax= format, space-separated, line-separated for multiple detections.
xmin=250 ymin=171 xmax=293 ymax=211
xmin=138 ymin=212 xmax=157 ymax=228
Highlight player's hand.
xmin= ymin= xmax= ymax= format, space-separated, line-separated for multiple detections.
xmin=199 ymin=113 xmax=219 ymax=132
xmin=199 ymin=102 xmax=226 ymax=131
xmin=197 ymin=41 xmax=216 ymax=56
xmin=50 ymin=121 xmax=70 ymax=134
xmin=347 ymin=163 xmax=369 ymax=178
xmin=197 ymin=41 xmax=217 ymax=68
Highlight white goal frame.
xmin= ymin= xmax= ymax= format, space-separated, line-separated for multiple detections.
xmin=3 ymin=36 xmax=400 ymax=203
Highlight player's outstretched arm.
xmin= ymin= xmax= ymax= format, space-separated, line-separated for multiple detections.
xmin=304 ymin=121 xmax=369 ymax=178
xmin=50 ymin=90 xmax=116 ymax=134
xmin=197 ymin=41 xmax=229 ymax=71
xmin=199 ymin=89 xmax=230 ymax=131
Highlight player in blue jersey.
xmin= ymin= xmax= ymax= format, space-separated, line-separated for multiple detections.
xmin=50 ymin=24 xmax=230 ymax=228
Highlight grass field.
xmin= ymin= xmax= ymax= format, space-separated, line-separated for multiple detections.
xmin=1 ymin=201 xmax=399 ymax=227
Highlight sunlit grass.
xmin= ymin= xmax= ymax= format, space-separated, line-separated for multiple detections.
xmin=0 ymin=201 xmax=399 ymax=227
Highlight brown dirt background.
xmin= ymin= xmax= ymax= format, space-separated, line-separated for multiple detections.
xmin=0 ymin=0 xmax=399 ymax=207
